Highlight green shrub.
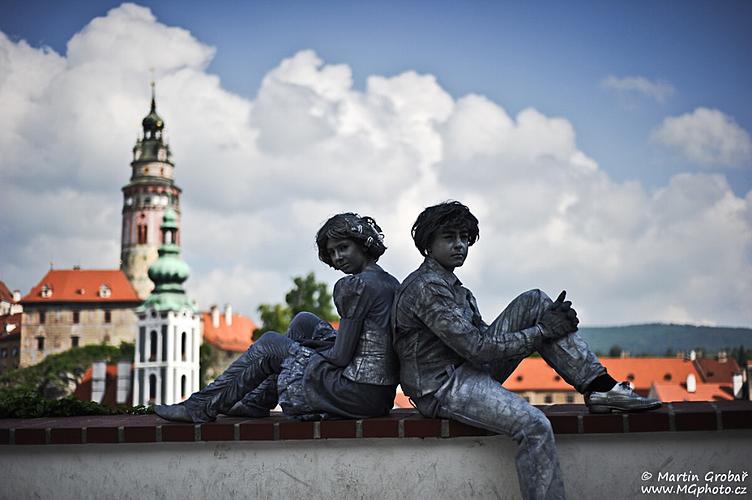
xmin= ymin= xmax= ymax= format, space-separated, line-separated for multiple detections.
xmin=0 ymin=342 xmax=152 ymax=418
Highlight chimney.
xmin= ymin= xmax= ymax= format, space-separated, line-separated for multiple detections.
xmin=733 ymin=373 xmax=743 ymax=399
xmin=717 ymin=351 xmax=727 ymax=363
xmin=224 ymin=304 xmax=232 ymax=327
xmin=210 ymin=305 xmax=219 ymax=328
xmin=686 ymin=374 xmax=696 ymax=393
xmin=12 ymin=290 xmax=20 ymax=302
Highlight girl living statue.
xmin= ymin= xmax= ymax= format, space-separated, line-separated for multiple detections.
xmin=155 ymin=213 xmax=400 ymax=422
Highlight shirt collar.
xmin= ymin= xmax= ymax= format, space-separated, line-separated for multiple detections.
xmin=421 ymin=256 xmax=462 ymax=287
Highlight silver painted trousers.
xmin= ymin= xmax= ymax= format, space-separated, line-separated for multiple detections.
xmin=183 ymin=312 xmax=335 ymax=422
xmin=415 ymin=289 xmax=605 ymax=500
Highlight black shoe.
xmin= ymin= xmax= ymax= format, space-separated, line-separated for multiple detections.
xmin=154 ymin=404 xmax=193 ymax=422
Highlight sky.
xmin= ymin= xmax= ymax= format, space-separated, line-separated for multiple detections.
xmin=1 ymin=1 xmax=750 ymax=327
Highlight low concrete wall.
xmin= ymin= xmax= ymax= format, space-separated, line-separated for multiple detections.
xmin=2 ymin=430 xmax=750 ymax=499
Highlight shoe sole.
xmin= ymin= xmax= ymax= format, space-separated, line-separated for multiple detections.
xmin=588 ymin=402 xmax=662 ymax=414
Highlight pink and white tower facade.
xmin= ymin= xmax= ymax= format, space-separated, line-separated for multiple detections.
xmin=120 ymin=84 xmax=182 ymax=299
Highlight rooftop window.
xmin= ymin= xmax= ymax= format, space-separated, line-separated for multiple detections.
xmin=40 ymin=285 xmax=52 ymax=298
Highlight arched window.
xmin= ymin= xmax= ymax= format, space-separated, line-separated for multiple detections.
xmin=149 ymin=374 xmax=157 ymax=403
xmin=181 ymin=332 xmax=187 ymax=361
xmin=149 ymin=330 xmax=157 ymax=361
xmin=181 ymin=375 xmax=187 ymax=399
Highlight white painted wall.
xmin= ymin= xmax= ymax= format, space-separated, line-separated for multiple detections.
xmin=1 ymin=431 xmax=749 ymax=499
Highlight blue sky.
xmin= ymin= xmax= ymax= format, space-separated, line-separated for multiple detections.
xmin=4 ymin=1 xmax=751 ymax=193
xmin=1 ymin=1 xmax=751 ymax=326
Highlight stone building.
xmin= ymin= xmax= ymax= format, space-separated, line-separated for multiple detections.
xmin=121 ymin=83 xmax=182 ymax=300
xmin=132 ymin=209 xmax=200 ymax=406
xmin=0 ymin=281 xmax=22 ymax=373
xmin=18 ymin=269 xmax=141 ymax=367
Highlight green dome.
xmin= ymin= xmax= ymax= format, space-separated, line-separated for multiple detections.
xmin=148 ymin=245 xmax=189 ymax=285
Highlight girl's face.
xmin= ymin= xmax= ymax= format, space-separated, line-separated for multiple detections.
xmin=326 ymin=238 xmax=370 ymax=274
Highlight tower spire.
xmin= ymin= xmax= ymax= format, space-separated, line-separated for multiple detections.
xmin=150 ymin=80 xmax=156 ymax=113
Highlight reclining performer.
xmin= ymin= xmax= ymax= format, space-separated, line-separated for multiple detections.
xmin=392 ymin=201 xmax=660 ymax=500
xmin=156 ymin=213 xmax=400 ymax=423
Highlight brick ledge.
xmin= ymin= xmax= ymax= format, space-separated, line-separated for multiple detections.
xmin=1 ymin=401 xmax=750 ymax=445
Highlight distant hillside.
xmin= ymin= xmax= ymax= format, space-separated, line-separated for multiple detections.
xmin=578 ymin=324 xmax=752 ymax=356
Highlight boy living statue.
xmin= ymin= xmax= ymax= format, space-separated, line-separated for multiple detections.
xmin=392 ymin=201 xmax=660 ymax=500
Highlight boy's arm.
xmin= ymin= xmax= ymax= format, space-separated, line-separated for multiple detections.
xmin=415 ymin=281 xmax=542 ymax=362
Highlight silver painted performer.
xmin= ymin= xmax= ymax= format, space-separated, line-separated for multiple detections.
xmin=393 ymin=201 xmax=660 ymax=500
xmin=155 ymin=213 xmax=400 ymax=423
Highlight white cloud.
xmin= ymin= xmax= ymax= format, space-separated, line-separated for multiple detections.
xmin=1 ymin=4 xmax=750 ymax=327
xmin=601 ymin=75 xmax=674 ymax=103
xmin=652 ymin=107 xmax=752 ymax=167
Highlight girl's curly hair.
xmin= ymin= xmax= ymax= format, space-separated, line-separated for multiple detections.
xmin=316 ymin=213 xmax=386 ymax=267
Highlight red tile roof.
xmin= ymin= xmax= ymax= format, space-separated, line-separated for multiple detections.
xmin=21 ymin=269 xmax=140 ymax=304
xmin=651 ymin=382 xmax=733 ymax=402
xmin=202 ymin=312 xmax=257 ymax=352
xmin=0 ymin=281 xmax=13 ymax=303
xmin=394 ymin=389 xmax=413 ymax=409
xmin=503 ymin=357 xmax=703 ymax=393
xmin=503 ymin=358 xmax=574 ymax=391
xmin=694 ymin=357 xmax=741 ymax=383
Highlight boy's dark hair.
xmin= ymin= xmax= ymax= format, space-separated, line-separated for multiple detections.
xmin=316 ymin=213 xmax=387 ymax=267
xmin=411 ymin=201 xmax=479 ymax=256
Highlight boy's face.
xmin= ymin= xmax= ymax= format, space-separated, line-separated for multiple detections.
xmin=428 ymin=228 xmax=469 ymax=272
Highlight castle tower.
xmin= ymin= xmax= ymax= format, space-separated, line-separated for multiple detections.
xmin=121 ymin=83 xmax=182 ymax=299
xmin=133 ymin=209 xmax=200 ymax=406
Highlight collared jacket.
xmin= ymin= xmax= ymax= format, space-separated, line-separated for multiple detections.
xmin=327 ymin=262 xmax=400 ymax=386
xmin=392 ymin=257 xmax=542 ymax=398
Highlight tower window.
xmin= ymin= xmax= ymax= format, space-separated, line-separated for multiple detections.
xmin=181 ymin=375 xmax=187 ymax=399
xmin=39 ymin=311 xmax=46 ymax=323
xmin=544 ymin=394 xmax=553 ymax=404
xmin=36 ymin=337 xmax=45 ymax=351
xmin=71 ymin=336 xmax=79 ymax=348
xmin=73 ymin=311 xmax=80 ymax=324
xmin=104 ymin=310 xmax=111 ymax=323
xmin=149 ymin=330 xmax=158 ymax=361
xmin=181 ymin=332 xmax=187 ymax=361
xmin=137 ymin=224 xmax=148 ymax=244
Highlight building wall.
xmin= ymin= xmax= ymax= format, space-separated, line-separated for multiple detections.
xmin=0 ymin=337 xmax=20 ymax=373
xmin=19 ymin=304 xmax=138 ymax=367
xmin=1 ymin=431 xmax=749 ymax=499
xmin=132 ymin=307 xmax=200 ymax=406
xmin=515 ymin=390 xmax=584 ymax=405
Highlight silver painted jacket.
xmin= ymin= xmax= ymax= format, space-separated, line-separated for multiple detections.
xmin=333 ymin=263 xmax=401 ymax=385
xmin=392 ymin=257 xmax=543 ymax=398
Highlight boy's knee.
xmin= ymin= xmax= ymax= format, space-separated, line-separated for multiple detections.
xmin=517 ymin=404 xmax=554 ymax=441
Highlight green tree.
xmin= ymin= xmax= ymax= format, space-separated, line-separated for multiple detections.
xmin=253 ymin=272 xmax=337 ymax=340
xmin=285 ymin=272 xmax=337 ymax=321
